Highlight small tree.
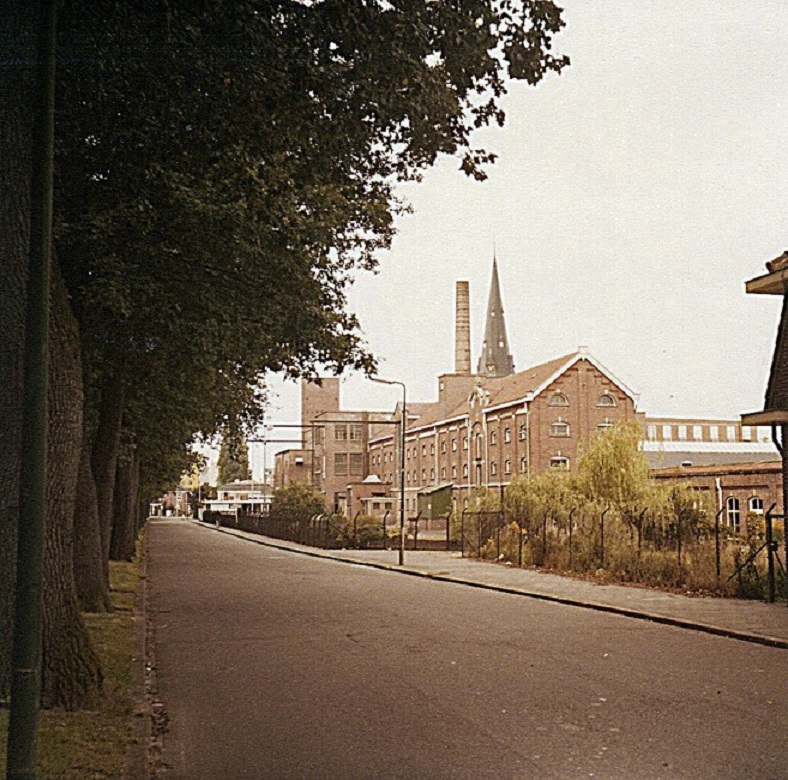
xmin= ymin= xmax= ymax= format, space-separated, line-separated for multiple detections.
xmin=271 ymin=483 xmax=326 ymax=520
xmin=217 ymin=427 xmax=251 ymax=485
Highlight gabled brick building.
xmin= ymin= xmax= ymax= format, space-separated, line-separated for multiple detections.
xmin=275 ymin=258 xmax=779 ymax=519
xmin=368 ymin=349 xmax=640 ymax=514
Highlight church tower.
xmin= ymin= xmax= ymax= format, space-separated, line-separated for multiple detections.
xmin=476 ymin=256 xmax=515 ymax=378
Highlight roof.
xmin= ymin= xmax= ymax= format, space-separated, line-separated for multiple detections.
xmin=402 ymin=350 xmax=639 ymax=434
xmin=652 ymin=460 xmax=782 ymax=478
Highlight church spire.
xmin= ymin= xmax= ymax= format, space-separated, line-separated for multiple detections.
xmin=477 ymin=255 xmax=515 ymax=378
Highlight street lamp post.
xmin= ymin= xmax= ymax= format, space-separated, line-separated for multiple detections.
xmin=370 ymin=377 xmax=407 ymax=565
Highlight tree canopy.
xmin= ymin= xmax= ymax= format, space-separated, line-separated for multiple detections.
xmin=2 ymin=0 xmax=569 ymax=707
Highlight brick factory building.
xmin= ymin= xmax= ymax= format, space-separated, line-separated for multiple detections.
xmin=275 ymin=258 xmax=780 ymax=519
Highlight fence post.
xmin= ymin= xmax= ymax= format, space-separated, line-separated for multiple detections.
xmin=676 ymin=508 xmax=687 ymax=584
xmin=637 ymin=508 xmax=647 ymax=561
xmin=714 ymin=508 xmax=724 ymax=582
xmin=600 ymin=506 xmax=610 ymax=568
xmin=518 ymin=515 xmax=524 ymax=568
xmin=568 ymin=507 xmax=577 ymax=570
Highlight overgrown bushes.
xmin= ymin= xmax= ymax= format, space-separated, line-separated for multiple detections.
xmin=455 ymin=422 xmax=785 ymax=598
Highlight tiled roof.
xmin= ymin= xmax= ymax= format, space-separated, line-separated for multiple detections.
xmin=485 ymin=352 xmax=579 ymax=409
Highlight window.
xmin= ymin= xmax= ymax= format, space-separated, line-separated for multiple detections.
xmin=597 ymin=418 xmax=614 ymax=431
xmin=314 ymin=427 xmax=325 ymax=445
xmin=550 ymin=419 xmax=570 ymax=437
xmin=662 ymin=425 xmax=672 ymax=441
xmin=504 ymin=459 xmax=511 ymax=475
xmin=550 ymin=455 xmax=569 ymax=470
xmin=334 ymin=453 xmax=348 ymax=476
xmin=349 ymin=423 xmax=363 ymax=441
xmin=441 ymin=467 xmax=446 ymax=480
xmin=462 ymin=436 xmax=468 ymax=451
xmin=490 ymin=461 xmax=498 ymax=476
xmin=349 ymin=453 xmax=363 ymax=476
xmin=430 ymin=468 xmax=435 ymax=481
xmin=490 ymin=429 xmax=497 ymax=445
xmin=422 ymin=444 xmax=427 ymax=456
xmin=334 ymin=423 xmax=348 ymax=441
xmin=372 ymin=502 xmax=380 ymax=511
xmin=726 ymin=425 xmax=736 ymax=442
xmin=520 ymin=456 xmax=528 ymax=473
xmin=749 ymin=497 xmax=764 ymax=515
xmin=430 ymin=442 xmax=435 ymax=455
xmin=451 ymin=465 xmax=457 ymax=479
xmin=678 ymin=425 xmax=687 ymax=441
xmin=693 ymin=425 xmax=703 ymax=441
xmin=549 ymin=392 xmax=569 ymax=407
xmin=597 ymin=393 xmax=616 ymax=407
xmin=421 ymin=469 xmax=427 ymax=481
xmin=451 ymin=438 xmax=457 ymax=452
xmin=710 ymin=426 xmax=719 ymax=442
xmin=475 ymin=432 xmax=483 ymax=454
xmin=441 ymin=440 xmax=447 ymax=454
xmin=519 ymin=424 xmax=527 ymax=441
xmin=647 ymin=425 xmax=657 ymax=441
xmin=504 ymin=427 xmax=511 ymax=443
xmin=726 ymin=496 xmax=740 ymax=532
xmin=462 ymin=464 xmax=469 ymax=478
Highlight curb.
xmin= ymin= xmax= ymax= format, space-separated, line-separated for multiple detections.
xmin=125 ymin=536 xmax=151 ymax=780
xmin=203 ymin=520 xmax=788 ymax=651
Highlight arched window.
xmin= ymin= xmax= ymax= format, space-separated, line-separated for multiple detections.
xmin=597 ymin=393 xmax=617 ymax=407
xmin=748 ymin=497 xmax=764 ymax=515
xmin=548 ymin=391 xmax=569 ymax=407
xmin=550 ymin=419 xmax=570 ymax=437
xmin=462 ymin=464 xmax=469 ymax=478
xmin=520 ymin=456 xmax=528 ymax=473
xmin=726 ymin=497 xmax=741 ymax=532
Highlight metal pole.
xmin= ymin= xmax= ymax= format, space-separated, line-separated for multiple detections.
xmin=8 ymin=2 xmax=57 ymax=776
xmin=766 ymin=505 xmax=776 ymax=603
xmin=600 ymin=506 xmax=610 ymax=568
xmin=714 ymin=508 xmax=724 ymax=582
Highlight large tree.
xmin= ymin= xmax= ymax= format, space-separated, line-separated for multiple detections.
xmin=2 ymin=0 xmax=569 ymax=707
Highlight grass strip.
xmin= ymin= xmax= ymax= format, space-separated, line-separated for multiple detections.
xmin=1 ymin=555 xmax=142 ymax=778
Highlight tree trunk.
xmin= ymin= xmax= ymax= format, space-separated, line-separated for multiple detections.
xmin=90 ymin=364 xmax=125 ymax=587
xmin=0 ymin=0 xmax=34 ymax=701
xmin=0 ymin=1 xmax=101 ymax=707
xmin=41 ymin=265 xmax=102 ymax=708
xmin=73 ymin=438 xmax=110 ymax=612
xmin=110 ymin=448 xmax=140 ymax=561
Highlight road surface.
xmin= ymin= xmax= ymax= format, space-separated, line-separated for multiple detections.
xmin=147 ymin=519 xmax=787 ymax=779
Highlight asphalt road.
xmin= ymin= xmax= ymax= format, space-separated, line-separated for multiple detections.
xmin=147 ymin=519 xmax=787 ymax=779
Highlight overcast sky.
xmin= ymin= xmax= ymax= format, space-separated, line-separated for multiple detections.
xmin=249 ymin=0 xmax=788 ymax=479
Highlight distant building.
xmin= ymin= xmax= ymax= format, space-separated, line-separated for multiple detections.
xmin=274 ymin=256 xmax=779 ymax=519
xmin=202 ymin=479 xmax=271 ymax=517
xmin=652 ymin=460 xmax=782 ymax=535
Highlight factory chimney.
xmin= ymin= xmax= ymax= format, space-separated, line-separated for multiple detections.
xmin=455 ymin=280 xmax=472 ymax=375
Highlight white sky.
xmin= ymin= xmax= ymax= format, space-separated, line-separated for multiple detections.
xmin=251 ymin=0 xmax=788 ymax=479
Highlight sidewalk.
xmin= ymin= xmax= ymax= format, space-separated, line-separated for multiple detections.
xmin=201 ymin=520 xmax=788 ymax=649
